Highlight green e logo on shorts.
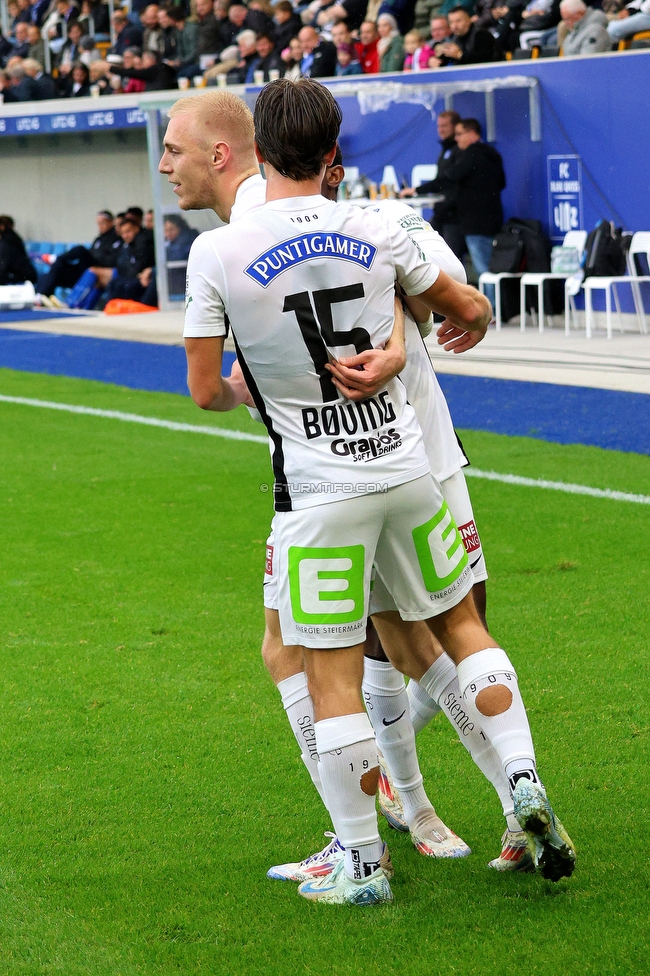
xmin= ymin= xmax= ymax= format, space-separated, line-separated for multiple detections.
xmin=412 ymin=501 xmax=468 ymax=592
xmin=288 ymin=545 xmax=365 ymax=624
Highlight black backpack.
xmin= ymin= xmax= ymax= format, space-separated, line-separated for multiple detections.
xmin=488 ymin=218 xmax=550 ymax=274
xmin=488 ymin=218 xmax=555 ymax=321
xmin=583 ymin=221 xmax=627 ymax=277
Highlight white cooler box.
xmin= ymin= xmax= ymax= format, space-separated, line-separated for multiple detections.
xmin=0 ymin=281 xmax=36 ymax=310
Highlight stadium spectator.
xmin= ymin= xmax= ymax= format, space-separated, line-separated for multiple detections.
xmin=110 ymin=11 xmax=143 ymax=55
xmin=412 ymin=0 xmax=443 ymax=38
xmin=219 ymin=2 xmax=272 ymax=50
xmin=281 ymin=35 xmax=303 ymax=78
xmin=607 ymin=0 xmax=650 ymax=41
xmin=437 ymin=6 xmax=497 ymax=62
xmin=476 ymin=0 xmax=526 ymax=55
xmin=225 ymin=28 xmax=258 ymax=83
xmin=400 ymin=109 xmax=465 ymax=257
xmin=177 ymin=0 xmax=220 ymax=78
xmin=102 ymin=216 xmax=155 ymax=303
xmin=0 ymin=216 xmax=37 ymax=286
xmin=310 ymin=0 xmax=367 ymax=33
xmin=298 ymin=25 xmax=337 ymax=75
xmin=61 ymin=59 xmax=91 ymax=95
xmin=331 ymin=19 xmax=357 ymax=48
xmin=36 ymin=210 xmax=120 ymax=301
xmin=377 ymin=12 xmax=404 ymax=69
xmin=77 ymin=0 xmax=110 ymax=37
xmin=22 ymin=56 xmax=60 ymax=97
xmin=402 ymin=28 xmax=436 ymax=69
xmin=436 ymin=117 xmax=505 ymax=276
xmin=517 ymin=0 xmax=561 ymax=48
xmin=141 ymin=4 xmax=162 ymax=53
xmin=15 ymin=0 xmax=33 ymax=26
xmin=3 ymin=61 xmax=39 ymax=100
xmin=246 ymin=31 xmax=284 ymax=80
xmin=335 ymin=40 xmax=363 ymax=71
xmin=88 ymin=57 xmax=114 ymax=93
xmin=27 ymin=25 xmax=45 ymax=63
xmin=108 ymin=48 xmax=177 ymax=90
xmin=119 ymin=47 xmax=146 ymax=92
xmin=166 ymin=6 xmax=198 ymax=72
xmin=357 ymin=19 xmax=380 ymax=71
xmin=12 ymin=22 xmax=31 ymax=58
xmin=43 ymin=0 xmax=80 ymax=55
xmin=56 ymin=20 xmax=85 ymax=73
xmin=560 ymin=0 xmax=610 ymax=52
xmin=272 ymin=0 xmax=302 ymax=51
xmin=144 ymin=209 xmax=155 ymax=231
xmin=163 ymin=213 xmax=198 ymax=259
xmin=78 ymin=35 xmax=100 ymax=66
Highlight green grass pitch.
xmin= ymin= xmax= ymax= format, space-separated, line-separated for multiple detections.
xmin=0 ymin=366 xmax=648 ymax=976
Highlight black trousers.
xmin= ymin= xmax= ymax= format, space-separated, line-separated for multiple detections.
xmin=36 ymin=245 xmax=93 ymax=296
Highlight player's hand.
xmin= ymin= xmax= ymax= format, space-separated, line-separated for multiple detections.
xmin=324 ymin=347 xmax=400 ymax=400
xmin=436 ymin=319 xmax=488 ymax=353
xmin=228 ymin=357 xmax=255 ymax=408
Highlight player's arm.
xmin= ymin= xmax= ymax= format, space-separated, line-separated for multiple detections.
xmin=413 ymin=270 xmax=492 ymax=353
xmin=324 ymin=294 xmax=406 ymax=401
xmin=185 ymin=336 xmax=244 ymax=412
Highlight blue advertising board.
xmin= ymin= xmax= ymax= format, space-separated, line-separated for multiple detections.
xmin=0 ymin=105 xmax=148 ymax=137
xmin=547 ymin=154 xmax=583 ymax=242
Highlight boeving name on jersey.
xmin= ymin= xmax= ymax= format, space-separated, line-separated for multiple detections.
xmin=244 ymin=233 xmax=377 ymax=287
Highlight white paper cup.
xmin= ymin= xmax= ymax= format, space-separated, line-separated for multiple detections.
xmin=217 ymin=73 xmax=228 ymax=88
xmin=193 ymin=75 xmax=205 ymax=88
xmin=178 ymin=77 xmax=190 ymax=89
xmin=268 ymin=69 xmax=280 ymax=81
xmin=254 ymin=70 xmax=264 ymax=84
xmin=90 ymin=84 xmax=100 ymax=97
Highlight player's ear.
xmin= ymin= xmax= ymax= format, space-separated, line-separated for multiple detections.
xmin=211 ymin=141 xmax=230 ymax=169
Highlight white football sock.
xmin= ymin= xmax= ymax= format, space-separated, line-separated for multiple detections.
xmin=362 ymin=658 xmax=432 ymax=824
xmin=456 ymin=648 xmax=540 ymax=807
xmin=278 ymin=672 xmax=326 ymax=807
xmin=406 ymin=676 xmax=442 ymax=734
xmin=418 ymin=653 xmax=518 ymax=828
xmin=315 ymin=713 xmax=384 ymax=880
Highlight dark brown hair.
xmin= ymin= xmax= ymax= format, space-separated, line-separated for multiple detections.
xmin=254 ymin=78 xmax=342 ymax=182
xmin=458 ymin=117 xmax=482 ymax=136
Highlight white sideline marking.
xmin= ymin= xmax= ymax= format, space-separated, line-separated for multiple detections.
xmin=466 ymin=468 xmax=650 ymax=505
xmin=0 ymin=394 xmax=268 ymax=444
xmin=1 ymin=393 xmax=649 ymax=506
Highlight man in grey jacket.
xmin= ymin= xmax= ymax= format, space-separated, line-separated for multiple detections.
xmin=560 ymin=0 xmax=610 ymax=53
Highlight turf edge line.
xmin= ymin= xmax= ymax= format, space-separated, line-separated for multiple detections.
xmin=2 ymin=393 xmax=649 ymax=506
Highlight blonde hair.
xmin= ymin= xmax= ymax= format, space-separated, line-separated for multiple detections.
xmin=168 ymin=90 xmax=255 ymax=155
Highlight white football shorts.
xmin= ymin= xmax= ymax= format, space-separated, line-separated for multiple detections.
xmin=267 ymin=474 xmax=474 ymax=649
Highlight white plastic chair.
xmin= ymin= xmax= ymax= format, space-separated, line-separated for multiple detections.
xmin=519 ymin=230 xmax=588 ymax=334
xmin=411 ymin=164 xmax=437 ymax=188
xmin=478 ymin=267 xmax=522 ymax=331
xmin=583 ymin=231 xmax=650 ymax=339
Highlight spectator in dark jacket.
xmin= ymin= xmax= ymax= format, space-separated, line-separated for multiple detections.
xmin=104 ymin=218 xmax=156 ymax=303
xmin=108 ymin=49 xmax=176 ymax=91
xmin=400 ymin=109 xmax=465 ymax=258
xmin=246 ymin=31 xmax=284 ymax=80
xmin=0 ymin=217 xmax=37 ymax=286
xmin=12 ymin=22 xmax=31 ymax=58
xmin=3 ymin=61 xmax=39 ymax=99
xmin=273 ymin=0 xmax=302 ymax=50
xmin=110 ymin=10 xmax=143 ymax=54
xmin=226 ymin=28 xmax=258 ymax=83
xmin=60 ymin=59 xmax=91 ymax=95
xmin=22 ymin=56 xmax=60 ymax=97
xmin=167 ymin=6 xmax=198 ymax=70
xmin=438 ymin=6 xmax=496 ymax=63
xmin=437 ymin=117 xmax=506 ymax=276
xmin=298 ymin=25 xmax=337 ymax=76
xmin=37 ymin=210 xmax=122 ymax=299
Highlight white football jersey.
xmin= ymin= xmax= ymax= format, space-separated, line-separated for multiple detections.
xmin=370 ymin=201 xmax=468 ymax=482
xmin=184 ymin=194 xmax=437 ymax=511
